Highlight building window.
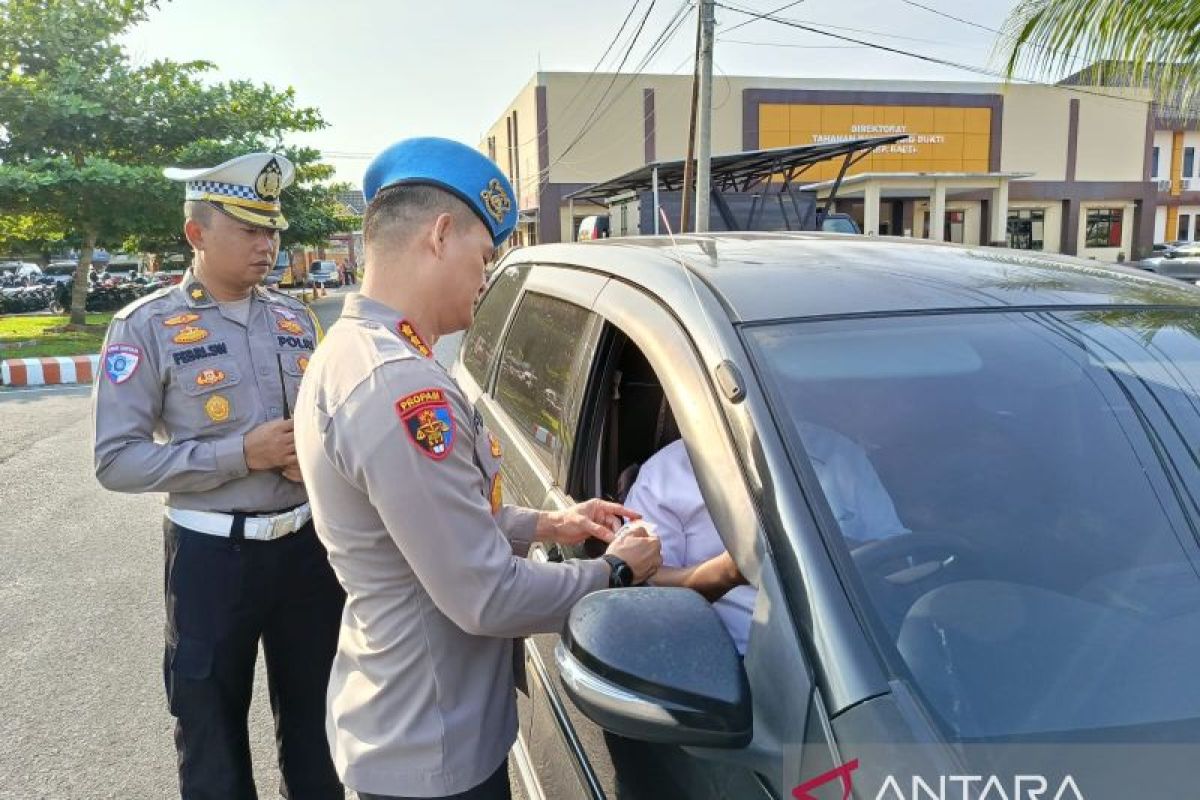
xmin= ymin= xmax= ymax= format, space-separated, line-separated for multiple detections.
xmin=1085 ymin=208 xmax=1124 ymax=248
xmin=1152 ymin=146 xmax=1161 ymax=178
xmin=1186 ymin=147 xmax=1196 ymax=178
xmin=1007 ymin=209 xmax=1045 ymax=250
xmin=1180 ymin=214 xmax=1192 ymax=242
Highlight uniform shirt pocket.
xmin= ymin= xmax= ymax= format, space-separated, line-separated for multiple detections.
xmin=175 ymin=360 xmax=245 ymax=429
xmin=278 ymin=352 xmax=309 ymax=412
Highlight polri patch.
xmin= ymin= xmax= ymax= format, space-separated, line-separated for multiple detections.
xmin=395 ymin=388 xmax=456 ymax=460
xmin=104 ymin=343 xmax=141 ymax=385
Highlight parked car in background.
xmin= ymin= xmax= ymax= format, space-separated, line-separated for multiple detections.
xmin=455 ymin=233 xmax=1200 ymax=799
xmin=818 ymin=211 xmax=861 ymax=234
xmin=0 ymin=261 xmax=44 ymax=285
xmin=1138 ymin=242 xmax=1200 ymax=283
xmin=264 ymin=250 xmax=297 ymax=288
xmin=307 ymin=260 xmax=340 ymax=288
xmin=42 ymin=262 xmax=80 ymax=285
xmin=577 ymin=215 xmax=611 ymax=241
xmin=104 ymin=254 xmax=142 ymax=281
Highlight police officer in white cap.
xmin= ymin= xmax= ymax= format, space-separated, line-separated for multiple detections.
xmin=93 ymin=153 xmax=345 ymax=799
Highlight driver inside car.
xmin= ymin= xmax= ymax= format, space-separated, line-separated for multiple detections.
xmin=624 ymin=423 xmax=908 ymax=654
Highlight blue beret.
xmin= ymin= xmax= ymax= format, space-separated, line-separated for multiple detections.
xmin=363 ymin=137 xmax=517 ymax=247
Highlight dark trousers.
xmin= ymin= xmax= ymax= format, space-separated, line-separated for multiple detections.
xmin=358 ymin=759 xmax=511 ymax=800
xmin=163 ymin=517 xmax=346 ymax=800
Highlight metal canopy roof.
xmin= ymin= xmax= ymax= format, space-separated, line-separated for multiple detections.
xmin=564 ymin=134 xmax=907 ymax=204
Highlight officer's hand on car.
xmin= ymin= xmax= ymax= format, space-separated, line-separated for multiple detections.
xmin=243 ymin=418 xmax=298 ymax=472
xmin=604 ymin=522 xmax=662 ymax=584
xmin=537 ymin=498 xmax=642 ymax=546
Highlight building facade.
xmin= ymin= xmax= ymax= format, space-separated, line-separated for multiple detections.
xmin=480 ymin=73 xmax=1157 ymax=261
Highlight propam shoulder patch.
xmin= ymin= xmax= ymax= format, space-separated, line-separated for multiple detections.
xmin=395 ymin=388 xmax=456 ymax=461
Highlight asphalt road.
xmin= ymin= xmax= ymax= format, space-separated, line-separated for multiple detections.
xmin=0 ymin=290 xmax=492 ymax=800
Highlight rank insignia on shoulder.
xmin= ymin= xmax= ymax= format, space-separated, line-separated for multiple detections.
xmin=489 ymin=432 xmax=502 ymax=459
xmin=397 ymin=319 xmax=432 ymax=358
xmin=204 ymin=394 xmax=231 ymax=423
xmin=196 ymin=368 xmax=226 ymax=387
xmin=395 ymin=388 xmax=456 ymax=460
xmin=163 ymin=312 xmax=200 ymax=327
xmin=104 ymin=343 xmax=141 ymax=385
xmin=173 ymin=326 xmax=209 ymax=345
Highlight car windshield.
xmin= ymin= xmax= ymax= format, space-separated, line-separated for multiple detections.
xmin=45 ymin=265 xmax=75 ymax=275
xmin=821 ymin=216 xmax=858 ymax=234
xmin=749 ymin=309 xmax=1200 ymax=743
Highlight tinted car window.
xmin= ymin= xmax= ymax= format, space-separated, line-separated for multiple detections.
xmin=462 ymin=265 xmax=528 ymax=386
xmin=494 ymin=291 xmax=592 ymax=475
xmin=750 ymin=310 xmax=1200 ymax=742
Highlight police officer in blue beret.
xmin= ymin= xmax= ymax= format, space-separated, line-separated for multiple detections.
xmin=293 ymin=138 xmax=663 ymax=800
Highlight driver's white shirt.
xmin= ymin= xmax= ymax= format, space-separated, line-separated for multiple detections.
xmin=624 ymin=426 xmax=907 ymax=654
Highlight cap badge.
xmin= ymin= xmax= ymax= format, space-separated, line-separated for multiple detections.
xmin=254 ymin=157 xmax=284 ymax=201
xmin=480 ymin=178 xmax=511 ymax=224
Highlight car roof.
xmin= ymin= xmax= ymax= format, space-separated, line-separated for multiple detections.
xmin=506 ymin=232 xmax=1200 ymax=322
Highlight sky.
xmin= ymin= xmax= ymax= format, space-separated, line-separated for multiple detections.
xmin=120 ymin=0 xmax=1025 ymax=186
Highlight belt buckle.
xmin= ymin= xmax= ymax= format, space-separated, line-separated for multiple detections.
xmin=269 ymin=512 xmax=292 ymax=540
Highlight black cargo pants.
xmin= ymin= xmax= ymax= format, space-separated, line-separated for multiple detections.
xmin=163 ymin=515 xmax=346 ymax=800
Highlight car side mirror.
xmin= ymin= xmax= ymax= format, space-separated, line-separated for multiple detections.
xmin=555 ymin=587 xmax=752 ymax=748
xmin=1166 ymin=251 xmax=1177 ymax=259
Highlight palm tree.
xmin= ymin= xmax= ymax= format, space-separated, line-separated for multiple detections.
xmin=1001 ymin=0 xmax=1200 ymax=107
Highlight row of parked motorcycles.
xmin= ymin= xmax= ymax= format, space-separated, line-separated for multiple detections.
xmin=0 ymin=272 xmax=173 ymax=315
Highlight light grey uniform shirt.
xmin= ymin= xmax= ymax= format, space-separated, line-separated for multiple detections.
xmin=92 ymin=270 xmax=318 ymax=512
xmin=293 ymin=293 xmax=608 ymax=797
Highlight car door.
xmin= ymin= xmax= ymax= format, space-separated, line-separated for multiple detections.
xmin=458 ymin=265 xmax=614 ymax=799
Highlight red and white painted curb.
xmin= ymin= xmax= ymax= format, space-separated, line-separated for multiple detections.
xmin=1 ymin=354 xmax=100 ymax=387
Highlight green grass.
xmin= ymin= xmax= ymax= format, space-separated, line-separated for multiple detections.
xmin=0 ymin=313 xmax=114 ymax=360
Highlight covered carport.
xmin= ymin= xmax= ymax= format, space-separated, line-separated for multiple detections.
xmin=563 ymin=134 xmax=907 ymax=237
xmin=801 ymin=171 xmax=1033 ymax=245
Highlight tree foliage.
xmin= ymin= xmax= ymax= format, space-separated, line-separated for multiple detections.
xmin=0 ymin=0 xmax=347 ymax=323
xmin=1002 ymin=0 xmax=1200 ymax=110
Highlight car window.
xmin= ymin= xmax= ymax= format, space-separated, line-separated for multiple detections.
xmin=749 ymin=310 xmax=1200 ymax=743
xmin=494 ymin=290 xmax=593 ymax=477
xmin=462 ymin=265 xmax=529 ymax=386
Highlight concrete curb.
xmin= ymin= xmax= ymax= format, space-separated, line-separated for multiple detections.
xmin=1 ymin=354 xmax=100 ymax=387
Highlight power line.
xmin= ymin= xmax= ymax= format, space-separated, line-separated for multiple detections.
xmin=711 ymin=0 xmax=1183 ymax=113
xmin=718 ymin=0 xmax=807 ymax=35
xmin=718 ymin=38 xmax=864 ymax=49
xmin=896 ymin=0 xmax=1000 ymax=35
xmin=543 ymin=0 xmax=693 ymax=174
xmin=559 ymin=0 xmax=662 ymax=162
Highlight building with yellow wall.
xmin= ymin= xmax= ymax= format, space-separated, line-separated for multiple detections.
xmin=481 ymin=72 xmax=1157 ymax=261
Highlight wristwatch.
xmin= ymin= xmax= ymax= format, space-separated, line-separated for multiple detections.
xmin=601 ymin=554 xmax=634 ymax=588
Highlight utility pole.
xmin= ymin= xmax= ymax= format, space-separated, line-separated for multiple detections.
xmin=694 ymin=0 xmax=716 ymax=232
xmin=680 ymin=13 xmax=701 ymax=234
